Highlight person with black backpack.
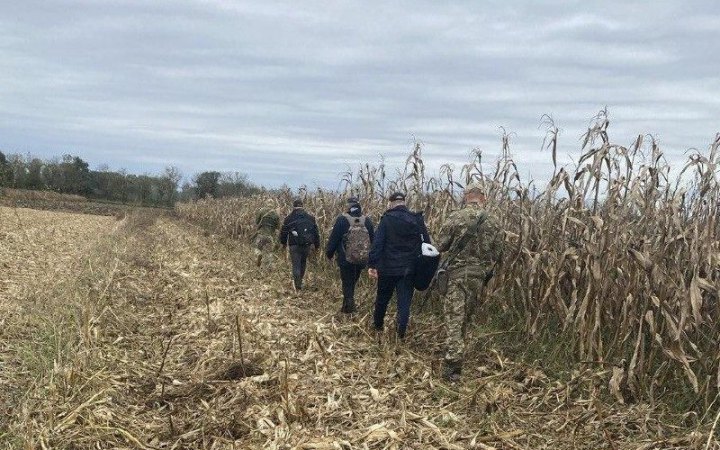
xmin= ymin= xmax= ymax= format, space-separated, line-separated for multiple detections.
xmin=280 ymin=199 xmax=320 ymax=291
xmin=326 ymin=197 xmax=375 ymax=315
xmin=367 ymin=192 xmax=431 ymax=341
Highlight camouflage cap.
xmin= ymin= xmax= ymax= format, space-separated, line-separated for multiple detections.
xmin=464 ymin=181 xmax=485 ymax=194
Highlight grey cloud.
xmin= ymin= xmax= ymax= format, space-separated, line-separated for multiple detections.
xmin=0 ymin=0 xmax=718 ymax=187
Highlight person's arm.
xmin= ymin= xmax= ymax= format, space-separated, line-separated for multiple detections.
xmin=279 ymin=214 xmax=291 ymax=248
xmin=419 ymin=215 xmax=432 ymax=244
xmin=312 ymin=216 xmax=321 ymax=250
xmin=436 ymin=216 xmax=455 ymax=253
xmin=365 ymin=217 xmax=375 ymax=242
xmin=326 ymin=217 xmax=343 ymax=259
xmin=368 ymin=216 xmax=386 ymax=269
xmin=487 ymin=218 xmax=505 ymax=263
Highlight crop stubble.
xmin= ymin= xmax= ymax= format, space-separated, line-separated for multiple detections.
xmin=1 ymin=205 xmax=718 ymax=449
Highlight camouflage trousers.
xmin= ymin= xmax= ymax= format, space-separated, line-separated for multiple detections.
xmin=253 ymin=233 xmax=277 ymax=268
xmin=443 ymin=276 xmax=484 ymax=363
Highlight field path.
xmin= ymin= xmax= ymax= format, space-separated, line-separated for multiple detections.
xmin=110 ymin=216 xmax=698 ymax=450
xmin=2 ymin=210 xmax=710 ymax=449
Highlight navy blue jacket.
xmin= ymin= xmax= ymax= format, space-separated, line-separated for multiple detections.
xmin=368 ymin=205 xmax=431 ymax=276
xmin=326 ymin=208 xmax=375 ymax=267
xmin=280 ymin=208 xmax=320 ymax=248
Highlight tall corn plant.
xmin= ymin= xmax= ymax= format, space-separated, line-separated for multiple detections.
xmin=176 ymin=115 xmax=720 ymax=405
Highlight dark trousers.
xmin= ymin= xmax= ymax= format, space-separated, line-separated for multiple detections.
xmin=373 ymin=274 xmax=414 ymax=338
xmin=339 ymin=264 xmax=363 ymax=313
xmin=289 ymin=245 xmax=311 ymax=289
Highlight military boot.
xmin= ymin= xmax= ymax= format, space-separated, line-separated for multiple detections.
xmin=442 ymin=359 xmax=462 ymax=382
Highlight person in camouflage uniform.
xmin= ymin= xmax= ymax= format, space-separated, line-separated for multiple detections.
xmin=253 ymin=201 xmax=281 ymax=268
xmin=436 ymin=182 xmax=504 ymax=381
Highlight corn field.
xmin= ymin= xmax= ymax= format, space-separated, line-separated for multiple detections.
xmin=178 ymin=111 xmax=720 ymax=407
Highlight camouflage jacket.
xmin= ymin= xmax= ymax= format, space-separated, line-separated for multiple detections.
xmin=255 ymin=208 xmax=280 ymax=235
xmin=437 ymin=205 xmax=504 ymax=279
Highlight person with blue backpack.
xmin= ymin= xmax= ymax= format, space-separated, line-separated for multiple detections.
xmin=326 ymin=197 xmax=375 ymax=315
xmin=280 ymin=199 xmax=320 ymax=290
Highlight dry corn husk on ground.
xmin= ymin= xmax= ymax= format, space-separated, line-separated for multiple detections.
xmin=2 ymin=205 xmax=720 ymax=449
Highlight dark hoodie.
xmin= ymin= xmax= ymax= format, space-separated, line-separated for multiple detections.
xmin=280 ymin=208 xmax=320 ymax=248
xmin=326 ymin=203 xmax=375 ymax=267
xmin=368 ymin=205 xmax=431 ymax=276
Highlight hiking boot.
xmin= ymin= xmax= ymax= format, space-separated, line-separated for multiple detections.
xmin=442 ymin=360 xmax=462 ymax=382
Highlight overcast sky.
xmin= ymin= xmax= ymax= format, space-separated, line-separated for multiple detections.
xmin=1 ymin=0 xmax=718 ymax=187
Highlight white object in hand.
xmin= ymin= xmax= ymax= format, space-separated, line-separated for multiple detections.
xmin=421 ymin=243 xmax=439 ymax=257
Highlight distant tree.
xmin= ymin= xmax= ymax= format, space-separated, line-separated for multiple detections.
xmin=218 ymin=172 xmax=260 ymax=198
xmin=25 ymin=158 xmax=45 ymax=190
xmin=179 ymin=181 xmax=195 ymax=202
xmin=67 ymin=155 xmax=91 ymax=195
xmin=159 ymin=166 xmax=182 ymax=206
xmin=89 ymin=166 xmax=111 ymax=199
xmin=44 ymin=154 xmax=91 ymax=195
xmin=194 ymin=171 xmax=221 ymax=199
xmin=125 ymin=174 xmax=154 ymax=204
xmin=7 ymin=154 xmax=26 ymax=188
xmin=0 ymin=150 xmax=257 ymax=206
xmin=0 ymin=151 xmax=11 ymax=187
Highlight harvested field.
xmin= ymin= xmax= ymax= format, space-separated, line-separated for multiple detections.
xmin=0 ymin=206 xmax=114 ymax=305
xmin=0 ymin=188 xmax=133 ymax=217
xmin=2 ymin=206 xmax=718 ymax=449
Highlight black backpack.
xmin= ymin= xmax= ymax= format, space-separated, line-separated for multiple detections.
xmin=292 ymin=215 xmax=316 ymax=246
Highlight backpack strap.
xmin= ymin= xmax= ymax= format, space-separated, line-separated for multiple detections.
xmin=343 ymin=213 xmax=364 ymax=227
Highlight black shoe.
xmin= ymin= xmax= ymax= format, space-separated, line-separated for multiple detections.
xmin=442 ymin=360 xmax=462 ymax=382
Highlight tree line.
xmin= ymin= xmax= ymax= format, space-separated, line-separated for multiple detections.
xmin=0 ymin=151 xmax=261 ymax=207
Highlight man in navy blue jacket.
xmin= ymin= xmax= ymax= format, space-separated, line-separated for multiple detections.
xmin=326 ymin=198 xmax=375 ymax=314
xmin=280 ymin=199 xmax=320 ymax=290
xmin=368 ymin=192 xmax=431 ymax=340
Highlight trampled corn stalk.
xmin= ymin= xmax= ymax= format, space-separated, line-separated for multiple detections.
xmin=177 ymin=114 xmax=720 ymax=405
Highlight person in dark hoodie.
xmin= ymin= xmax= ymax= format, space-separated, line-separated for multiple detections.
xmin=280 ymin=199 xmax=320 ymax=290
xmin=368 ymin=192 xmax=431 ymax=340
xmin=326 ymin=197 xmax=375 ymax=314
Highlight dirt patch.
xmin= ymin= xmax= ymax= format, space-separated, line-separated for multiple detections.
xmin=213 ymin=359 xmax=264 ymax=380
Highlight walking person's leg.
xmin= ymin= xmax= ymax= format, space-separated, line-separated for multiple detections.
xmin=373 ymin=275 xmax=398 ymax=332
xmin=462 ymin=278 xmax=481 ymax=335
xmin=395 ymin=274 xmax=415 ymax=339
xmin=346 ymin=264 xmax=363 ymax=313
xmin=443 ymin=279 xmax=468 ymax=381
xmin=289 ymin=245 xmax=303 ymax=290
xmin=339 ymin=264 xmax=354 ymax=313
xmin=298 ymin=245 xmax=310 ymax=288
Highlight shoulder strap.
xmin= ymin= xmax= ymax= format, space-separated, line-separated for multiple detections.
xmin=443 ymin=211 xmax=487 ymax=267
